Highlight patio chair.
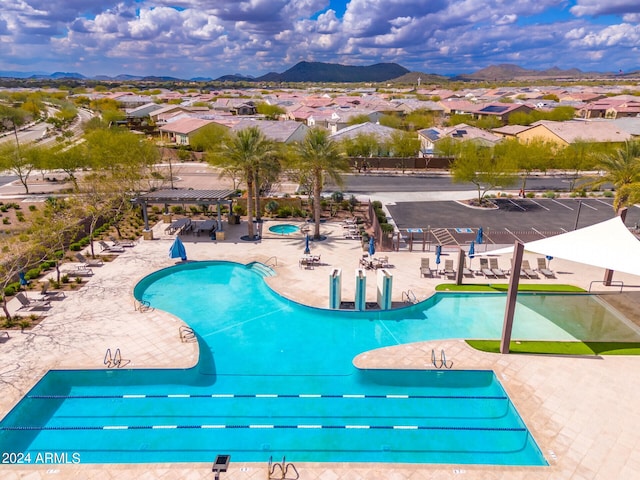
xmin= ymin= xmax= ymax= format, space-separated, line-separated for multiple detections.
xmin=536 ymin=257 xmax=555 ymax=278
xmin=37 ymin=281 xmax=65 ymax=301
xmin=75 ymin=252 xmax=104 ymax=267
xmin=489 ymin=258 xmax=507 ymax=278
xmin=15 ymin=292 xmax=51 ymax=311
xmin=510 ymin=258 xmax=529 ymax=278
xmin=98 ymin=240 xmax=125 ymax=253
xmin=479 ymin=258 xmax=496 ymax=278
xmin=462 ymin=259 xmax=474 ymax=277
xmin=443 ymin=259 xmax=456 ymax=279
xmin=521 ymin=260 xmax=539 ymax=279
xmin=420 ymin=257 xmax=434 ymax=277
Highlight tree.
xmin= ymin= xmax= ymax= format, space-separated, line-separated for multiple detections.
xmin=559 ymin=140 xmax=600 ymax=191
xmin=189 ymin=123 xmax=229 ymax=152
xmin=0 ymin=238 xmax=43 ymax=321
xmin=387 ymin=130 xmax=421 ymax=157
xmin=495 ymin=138 xmax=554 ymax=193
xmin=0 ymin=142 xmax=46 ymax=194
xmin=451 ymin=141 xmax=517 ymax=205
xmin=340 ymin=133 xmax=384 ymax=157
xmin=255 ymin=102 xmax=286 ymax=120
xmin=207 ymin=127 xmax=277 ymax=239
xmin=295 ymin=128 xmax=350 ymax=239
xmin=45 ymin=145 xmax=90 ymax=191
xmin=591 ymin=140 xmax=640 ymax=212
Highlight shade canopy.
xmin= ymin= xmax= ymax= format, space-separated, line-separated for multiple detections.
xmin=483 ymin=216 xmax=640 ymax=277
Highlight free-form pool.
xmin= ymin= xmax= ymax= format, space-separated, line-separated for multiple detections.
xmin=3 ymin=261 xmax=637 ymax=465
xmin=268 ymin=223 xmax=300 ymax=235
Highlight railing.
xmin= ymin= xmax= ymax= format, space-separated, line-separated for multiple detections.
xmin=179 ymin=325 xmax=196 ymax=343
xmin=402 ymin=289 xmax=417 ymax=304
xmin=589 ymin=280 xmax=624 ymax=293
xmin=104 ymin=348 xmax=125 ymax=368
xmin=431 ymin=349 xmax=453 ymax=369
xmin=268 ymin=455 xmax=299 ymax=480
xmin=134 ymin=299 xmax=152 ymax=312
xmin=264 ymin=256 xmax=278 ymax=267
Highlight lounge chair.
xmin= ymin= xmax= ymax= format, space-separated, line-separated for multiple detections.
xmin=462 ymin=260 xmax=474 ymax=277
xmin=521 ymin=260 xmax=539 ymax=279
xmin=479 ymin=258 xmax=496 ymax=278
xmin=37 ymin=281 xmax=65 ymax=301
xmin=98 ymin=240 xmax=125 ymax=253
xmin=489 ymin=258 xmax=507 ymax=278
xmin=510 ymin=258 xmax=529 ymax=278
xmin=110 ymin=236 xmax=136 ymax=247
xmin=76 ymin=252 xmax=104 ymax=267
xmin=15 ymin=292 xmax=51 ymax=311
xmin=537 ymin=257 xmax=555 ymax=278
xmin=443 ymin=259 xmax=456 ymax=279
xmin=420 ymin=257 xmax=434 ymax=277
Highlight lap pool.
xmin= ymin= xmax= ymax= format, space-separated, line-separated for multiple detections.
xmin=2 ymin=261 xmax=638 ymax=465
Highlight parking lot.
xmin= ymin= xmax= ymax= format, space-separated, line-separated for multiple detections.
xmin=387 ymin=197 xmax=640 ymax=247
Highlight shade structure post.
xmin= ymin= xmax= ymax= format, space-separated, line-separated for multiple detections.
xmin=604 ymin=207 xmax=627 ymax=286
xmin=500 ymin=241 xmax=524 ymax=354
xmin=455 ymin=247 xmax=464 ymax=285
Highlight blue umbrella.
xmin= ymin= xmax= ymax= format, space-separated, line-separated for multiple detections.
xmin=435 ymin=244 xmax=441 ymax=265
xmin=546 ymin=255 xmax=553 ymax=268
xmin=468 ymin=241 xmax=475 ymax=268
xmin=304 ymin=234 xmax=310 ymax=255
xmin=368 ymin=237 xmax=376 ymax=257
xmin=169 ymin=236 xmax=187 ymax=261
xmin=19 ymin=271 xmax=29 ymax=288
xmin=475 ymin=227 xmax=483 ymax=245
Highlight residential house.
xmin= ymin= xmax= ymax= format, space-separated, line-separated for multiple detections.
xmin=158 ymin=118 xmax=220 ymax=146
xmin=418 ymin=123 xmax=502 ymax=156
xmin=230 ymin=119 xmax=309 ymax=144
xmin=516 ymin=120 xmax=632 ymax=147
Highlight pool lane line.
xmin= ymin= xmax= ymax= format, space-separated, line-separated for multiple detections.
xmin=1 ymin=424 xmax=527 ymax=432
xmin=27 ymin=393 xmax=508 ymax=401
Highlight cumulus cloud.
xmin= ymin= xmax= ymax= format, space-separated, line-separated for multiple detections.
xmin=1 ymin=0 xmax=640 ymax=78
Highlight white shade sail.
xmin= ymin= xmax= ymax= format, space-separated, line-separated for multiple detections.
xmin=483 ymin=216 xmax=640 ymax=277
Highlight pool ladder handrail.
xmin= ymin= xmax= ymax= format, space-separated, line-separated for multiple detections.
xmin=265 ymin=256 xmax=278 ymax=267
xmin=431 ymin=349 xmax=453 ymax=369
xmin=268 ymin=455 xmax=299 ymax=480
xmin=402 ymin=289 xmax=417 ymax=304
xmin=104 ymin=348 xmax=123 ymax=368
xmin=179 ymin=325 xmax=196 ymax=343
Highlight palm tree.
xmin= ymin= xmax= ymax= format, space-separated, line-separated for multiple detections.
xmin=207 ymin=127 xmax=276 ymax=239
xmin=295 ymin=128 xmax=350 ymax=240
xmin=593 ymin=141 xmax=640 ymax=212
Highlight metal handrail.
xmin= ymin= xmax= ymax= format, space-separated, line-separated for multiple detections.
xmin=402 ymin=289 xmax=417 ymax=304
xmin=104 ymin=348 xmax=112 ymax=367
xmin=441 ymin=349 xmax=453 ymax=369
xmin=264 ymin=256 xmax=278 ymax=267
xmin=589 ymin=280 xmax=624 ymax=293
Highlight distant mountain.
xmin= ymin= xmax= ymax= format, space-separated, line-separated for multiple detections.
xmin=457 ymin=64 xmax=607 ymax=81
xmin=214 ymin=74 xmax=255 ymax=82
xmin=29 ymin=71 xmax=86 ymax=80
xmin=255 ymin=61 xmax=411 ymax=83
xmin=388 ymin=71 xmax=450 ymax=85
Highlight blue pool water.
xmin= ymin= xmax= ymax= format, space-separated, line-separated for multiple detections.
xmin=2 ymin=261 xmax=637 ymax=465
xmin=268 ymin=223 xmax=300 ymax=235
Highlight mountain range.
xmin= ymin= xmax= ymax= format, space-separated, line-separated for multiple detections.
xmin=0 ymin=62 xmax=637 ymax=83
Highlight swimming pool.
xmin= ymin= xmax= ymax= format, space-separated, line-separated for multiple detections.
xmin=2 ymin=261 xmax=637 ymax=465
xmin=268 ymin=223 xmax=300 ymax=235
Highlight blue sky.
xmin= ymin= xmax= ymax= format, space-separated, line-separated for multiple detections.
xmin=1 ymin=0 xmax=639 ymax=79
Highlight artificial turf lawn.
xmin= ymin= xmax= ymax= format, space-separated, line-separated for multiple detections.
xmin=466 ymin=340 xmax=640 ymax=356
xmin=435 ymin=283 xmax=585 ymax=293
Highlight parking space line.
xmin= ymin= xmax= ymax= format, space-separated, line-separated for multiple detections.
xmin=508 ymin=199 xmax=526 ymax=211
xmin=594 ymin=199 xmax=612 ymax=207
xmin=531 ymin=227 xmax=546 ymax=237
xmin=552 ymin=199 xmax=574 ymax=210
xmin=504 ymin=228 xmax=524 ymax=242
xmin=527 ymin=199 xmax=549 ymax=211
xmin=579 ymin=201 xmax=597 ymax=210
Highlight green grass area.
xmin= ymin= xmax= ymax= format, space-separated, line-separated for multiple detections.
xmin=466 ymin=340 xmax=640 ymax=356
xmin=435 ymin=283 xmax=585 ymax=293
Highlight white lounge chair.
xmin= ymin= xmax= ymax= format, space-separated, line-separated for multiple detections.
xmin=37 ymin=281 xmax=65 ymax=301
xmin=521 ymin=260 xmax=539 ymax=279
xmin=489 ymin=258 xmax=507 ymax=278
xmin=537 ymin=257 xmax=555 ymax=278
xmin=443 ymin=259 xmax=456 ymax=279
xmin=479 ymin=258 xmax=496 ymax=278
xmin=110 ymin=236 xmax=136 ymax=247
xmin=420 ymin=257 xmax=434 ymax=277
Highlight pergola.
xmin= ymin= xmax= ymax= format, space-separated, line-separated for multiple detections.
xmin=135 ymin=189 xmax=237 ymax=233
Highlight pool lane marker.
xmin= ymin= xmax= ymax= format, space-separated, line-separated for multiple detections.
xmin=1 ymin=424 xmax=526 ymax=432
xmin=28 ymin=393 xmax=507 ymax=401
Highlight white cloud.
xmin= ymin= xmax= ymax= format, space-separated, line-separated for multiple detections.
xmin=570 ymin=1 xmax=640 ymax=18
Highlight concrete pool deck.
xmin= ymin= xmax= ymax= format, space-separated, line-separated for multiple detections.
xmin=1 ymin=218 xmax=640 ymax=479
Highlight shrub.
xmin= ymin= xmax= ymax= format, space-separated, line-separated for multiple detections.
xmin=292 ymin=207 xmax=306 ymax=218
xmin=25 ymin=267 xmax=41 ymax=280
xmin=372 ymin=200 xmax=383 ymax=210
xmin=380 ymin=223 xmax=395 ymax=233
xmin=603 ymin=190 xmax=614 ymax=198
xmin=4 ymin=284 xmax=18 ymax=297
xmin=233 ymin=204 xmax=245 ymax=216
xmin=525 ymin=192 xmax=535 ymax=198
xmin=170 ymin=205 xmax=184 ymax=214
xmin=61 ymin=274 xmax=69 ymax=284
xmin=376 ymin=212 xmax=387 ymax=224
xmin=69 ymin=242 xmax=82 ymax=251
xmin=265 ymin=200 xmax=279 ymax=215
xmin=28 ymin=205 xmax=37 ymax=212
xmin=2 ymin=218 xmax=9 ymax=224
xmin=19 ymin=319 xmax=31 ymax=331
xmin=331 ymin=192 xmax=344 ymax=203
xmin=542 ymin=191 xmax=556 ymax=199
xmin=276 ymin=205 xmax=293 ymax=217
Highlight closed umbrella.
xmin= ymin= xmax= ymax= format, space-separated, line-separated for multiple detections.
xmin=169 ymin=236 xmax=187 ymax=261
xmin=468 ymin=241 xmax=475 ymax=268
xmin=368 ymin=236 xmax=376 ymax=257
xmin=546 ymin=255 xmax=553 ymax=268
xmin=304 ymin=234 xmax=310 ymax=255
xmin=435 ymin=244 xmax=441 ymax=266
xmin=19 ymin=271 xmax=29 ymax=291
xmin=475 ymin=227 xmax=483 ymax=245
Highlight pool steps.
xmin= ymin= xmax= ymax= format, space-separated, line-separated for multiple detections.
xmin=248 ymin=262 xmax=276 ymax=277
